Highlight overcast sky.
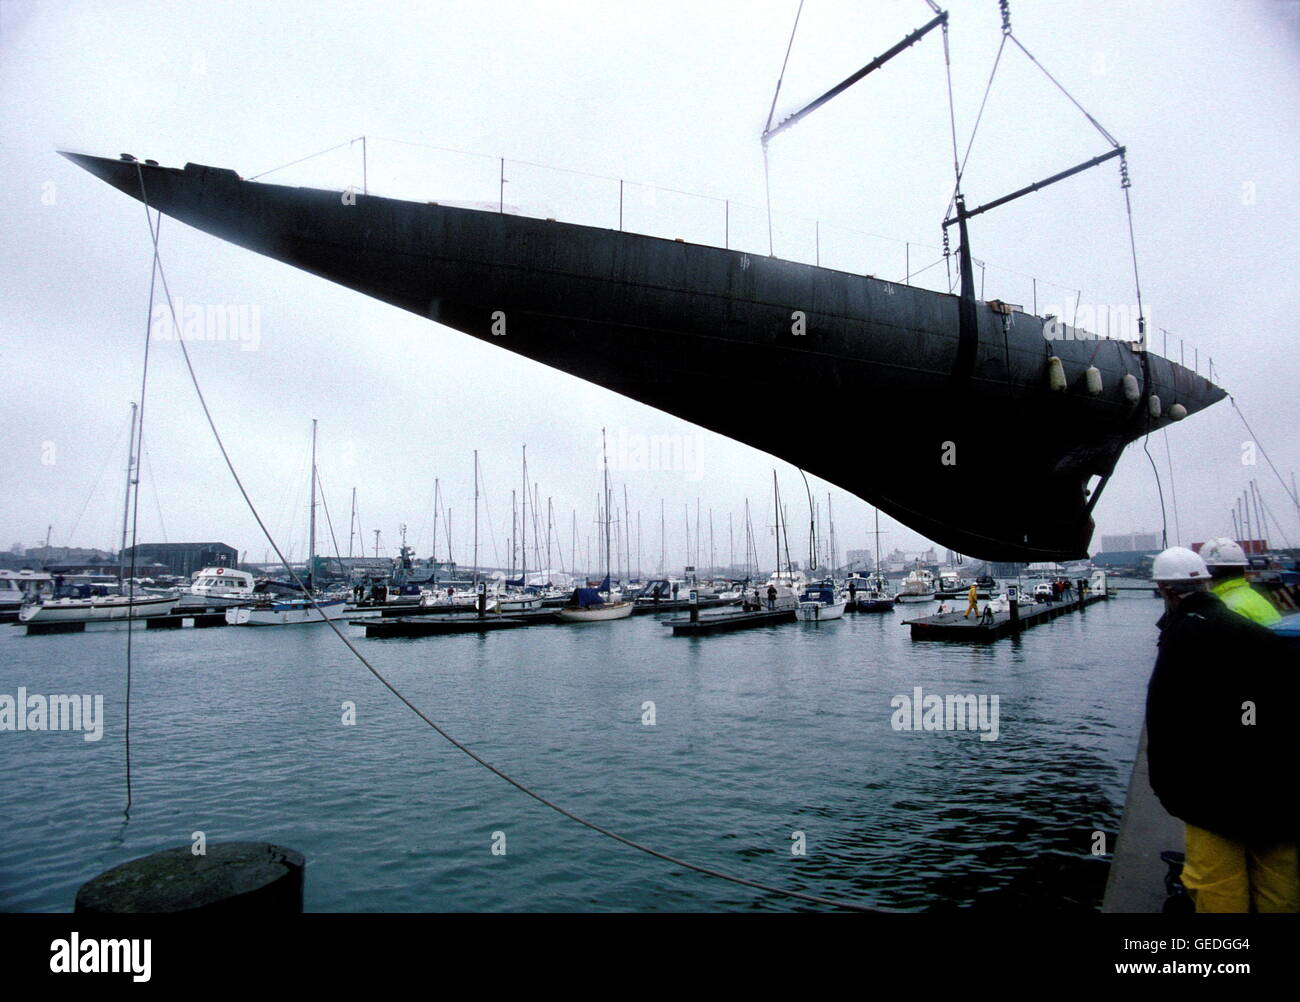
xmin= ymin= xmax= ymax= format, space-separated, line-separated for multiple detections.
xmin=2 ymin=0 xmax=1297 ymax=572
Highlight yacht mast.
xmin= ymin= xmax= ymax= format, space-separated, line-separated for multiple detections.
xmin=602 ymin=429 xmax=612 ymax=598
xmin=520 ymin=446 xmax=527 ymax=587
xmin=348 ymin=487 xmax=357 ymax=558
xmin=472 ymin=450 xmax=479 ymax=587
xmin=308 ymin=418 xmax=317 ymax=591
xmin=117 ymin=401 xmax=139 ymax=584
xmin=772 ymin=471 xmax=781 ymax=579
xmin=432 ymin=477 xmax=440 ymax=568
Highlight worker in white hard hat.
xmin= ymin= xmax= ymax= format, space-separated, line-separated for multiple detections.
xmin=1144 ymin=546 xmax=1299 ymax=913
xmin=1200 ymin=536 xmax=1281 ymax=627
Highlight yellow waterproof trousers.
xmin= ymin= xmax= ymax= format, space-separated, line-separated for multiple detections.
xmin=1182 ymin=824 xmax=1299 ymax=913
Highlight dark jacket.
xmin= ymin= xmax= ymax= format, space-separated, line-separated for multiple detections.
xmin=1145 ymin=589 xmax=1299 ymax=843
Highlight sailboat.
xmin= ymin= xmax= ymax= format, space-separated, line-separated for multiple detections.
xmin=226 ymin=419 xmax=347 ymax=625
xmin=557 ymin=429 xmax=633 ymax=623
xmin=62 ymin=3 xmax=1227 ymax=566
xmin=793 ymin=483 xmax=844 ymax=621
xmin=20 ymin=402 xmax=179 ymax=624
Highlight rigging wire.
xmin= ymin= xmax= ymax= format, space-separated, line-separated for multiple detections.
xmin=247 ymin=139 xmax=360 ymax=182
xmin=939 ymin=17 xmax=961 ymax=192
xmin=761 ymin=0 xmax=805 ymax=258
xmin=64 ymin=409 xmax=133 ymax=547
xmin=1005 ymin=34 xmax=1119 ymax=148
xmin=1256 ymin=489 xmax=1294 ymax=551
xmin=139 ymin=440 xmax=169 ymax=543
xmin=797 ymin=469 xmax=816 ymax=571
xmin=1228 ymin=395 xmax=1300 ymax=513
xmin=943 ymin=34 xmax=1007 ymax=222
xmin=313 ymin=469 xmax=349 ymax=576
xmin=129 ymin=176 xmax=890 ymax=917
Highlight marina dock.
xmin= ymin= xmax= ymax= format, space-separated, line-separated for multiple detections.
xmin=667 ymin=607 xmax=796 ymax=636
xmin=1102 ymin=727 xmax=1183 ymax=913
xmin=903 ymin=591 xmax=1109 ymax=642
xmin=19 ymin=609 xmax=230 ymax=635
xmin=632 ymin=596 xmax=739 ymax=616
xmin=358 ymin=614 xmax=541 ymax=638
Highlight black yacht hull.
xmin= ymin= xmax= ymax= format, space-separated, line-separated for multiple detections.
xmin=63 ymin=153 xmax=1226 ymax=560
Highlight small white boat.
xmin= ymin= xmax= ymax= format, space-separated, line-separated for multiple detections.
xmin=491 ymin=592 xmax=544 ymax=613
xmin=556 ymin=587 xmax=633 ymax=622
xmin=225 ymin=597 xmax=347 ymax=626
xmin=795 ymin=580 xmax=846 ymax=621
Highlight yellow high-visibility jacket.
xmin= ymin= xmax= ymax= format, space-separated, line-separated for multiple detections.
xmin=1212 ymin=576 xmax=1282 ymax=627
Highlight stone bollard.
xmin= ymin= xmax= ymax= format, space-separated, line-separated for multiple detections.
xmin=75 ymin=842 xmax=304 ymax=914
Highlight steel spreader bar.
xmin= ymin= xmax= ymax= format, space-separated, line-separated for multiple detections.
xmin=944 ymin=146 xmax=1125 ymax=228
xmin=762 ymin=11 xmax=949 ymax=146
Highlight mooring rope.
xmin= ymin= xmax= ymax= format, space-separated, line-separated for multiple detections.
xmin=129 ymin=172 xmax=889 ymax=914
xmin=123 ymin=184 xmax=164 ymax=816
xmin=1142 ymin=427 xmax=1170 ymax=551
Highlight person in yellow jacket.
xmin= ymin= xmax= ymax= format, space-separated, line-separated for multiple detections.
xmin=963 ymin=582 xmax=979 ymax=619
xmin=1199 ymin=537 xmax=1281 ymax=626
xmin=1146 ymin=547 xmax=1299 ymax=913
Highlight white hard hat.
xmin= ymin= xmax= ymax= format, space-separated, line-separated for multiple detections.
xmin=1199 ymin=536 xmax=1247 ymax=569
xmin=1151 ymin=546 xmax=1210 ymax=583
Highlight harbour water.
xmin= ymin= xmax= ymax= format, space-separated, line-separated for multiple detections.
xmin=1 ymin=593 xmax=1161 ymax=912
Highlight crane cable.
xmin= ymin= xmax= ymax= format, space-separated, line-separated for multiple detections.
xmin=762 ymin=0 xmax=805 ymax=257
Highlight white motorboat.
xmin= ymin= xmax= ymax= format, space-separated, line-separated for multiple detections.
xmin=795 ymin=580 xmax=846 ymax=621
xmin=896 ymin=568 xmax=936 ymax=603
xmin=0 ymin=570 xmax=53 ymax=618
xmin=178 ymin=566 xmax=258 ymax=608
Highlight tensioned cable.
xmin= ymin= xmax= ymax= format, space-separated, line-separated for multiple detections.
xmin=313 ymin=469 xmax=348 ymax=577
xmin=943 ymin=34 xmax=1006 ymax=223
xmin=1228 ymin=395 xmax=1300 ymax=511
xmin=1161 ymin=429 xmax=1181 ymax=547
xmin=123 ymin=192 xmax=163 ymax=815
xmin=763 ymin=0 xmax=806 ymax=138
xmin=247 ymin=139 xmax=359 ymax=181
xmin=940 ymin=19 xmax=961 ymax=189
xmin=1141 ymin=426 xmax=1169 ymax=551
xmin=140 ymin=441 xmax=169 ymax=543
xmin=1006 ymin=34 xmax=1118 ymax=148
xmin=64 ymin=409 xmax=132 ymax=546
xmin=1256 ymin=489 xmax=1294 ymax=551
xmin=762 ymin=0 xmax=805 ymax=258
xmin=130 ymin=178 xmax=884 ymax=914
